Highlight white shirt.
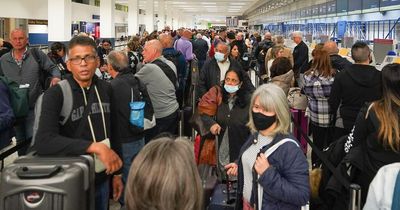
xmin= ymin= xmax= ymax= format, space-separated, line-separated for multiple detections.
xmin=217 ymin=59 xmax=230 ymax=82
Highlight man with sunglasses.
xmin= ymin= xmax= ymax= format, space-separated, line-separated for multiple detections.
xmin=34 ymin=36 xmax=123 ymax=210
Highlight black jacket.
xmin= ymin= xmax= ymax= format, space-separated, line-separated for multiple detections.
xmin=192 ymin=38 xmax=209 ymax=61
xmin=197 ymin=57 xmax=253 ymax=100
xmin=0 ymin=81 xmax=14 ymax=149
xmin=110 ymin=69 xmax=154 ymax=144
xmin=293 ymin=41 xmax=309 ymax=74
xmin=330 ymin=54 xmax=352 ymax=73
xmin=201 ymin=87 xmax=252 ymax=162
xmin=328 ymin=64 xmax=382 ymax=130
xmin=34 ymin=76 xmax=117 ymax=182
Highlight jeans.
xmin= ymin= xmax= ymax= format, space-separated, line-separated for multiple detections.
xmin=145 ymin=110 xmax=178 ymax=143
xmin=119 ymin=138 xmax=145 ymax=206
xmin=95 ymin=178 xmax=110 ymax=210
xmin=15 ymin=109 xmax=35 ymax=155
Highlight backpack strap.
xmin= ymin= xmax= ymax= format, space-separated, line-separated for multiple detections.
xmin=31 ymin=80 xmax=73 ymax=147
xmin=152 ymin=59 xmax=178 ymax=89
xmin=58 ymin=80 xmax=73 ymax=125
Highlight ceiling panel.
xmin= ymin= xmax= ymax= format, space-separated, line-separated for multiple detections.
xmin=116 ymin=0 xmax=259 ymax=22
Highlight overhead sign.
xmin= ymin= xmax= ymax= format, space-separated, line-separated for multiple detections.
xmin=28 ymin=19 xmax=48 ymax=25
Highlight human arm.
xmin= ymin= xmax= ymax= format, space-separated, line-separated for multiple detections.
xmin=258 ymin=143 xmax=310 ymax=206
xmin=328 ymin=72 xmax=342 ymax=116
xmin=112 ymin=175 xmax=123 ymax=201
xmin=39 ymin=50 xmax=61 ymax=79
xmin=225 ymin=162 xmax=238 ymax=176
xmin=0 ymin=83 xmax=14 ymax=131
xmin=197 ymin=62 xmax=208 ymax=101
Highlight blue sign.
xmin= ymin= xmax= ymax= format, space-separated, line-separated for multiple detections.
xmin=337 ymin=21 xmax=347 ymax=38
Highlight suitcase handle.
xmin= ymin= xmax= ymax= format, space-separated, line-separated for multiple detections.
xmin=16 ymin=165 xmax=62 ymax=179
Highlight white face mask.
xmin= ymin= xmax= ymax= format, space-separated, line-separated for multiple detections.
xmin=214 ymin=52 xmax=225 ymax=62
xmin=224 ymin=84 xmax=239 ymax=93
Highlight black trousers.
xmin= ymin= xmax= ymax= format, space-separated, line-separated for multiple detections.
xmin=145 ymin=110 xmax=178 ymax=143
xmin=310 ymin=124 xmax=332 ymax=167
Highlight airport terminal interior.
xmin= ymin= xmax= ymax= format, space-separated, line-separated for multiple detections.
xmin=0 ymin=0 xmax=400 ymax=210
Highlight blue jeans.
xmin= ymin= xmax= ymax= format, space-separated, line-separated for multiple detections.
xmin=15 ymin=109 xmax=35 ymax=155
xmin=119 ymin=138 xmax=145 ymax=206
xmin=95 ymin=178 xmax=110 ymax=210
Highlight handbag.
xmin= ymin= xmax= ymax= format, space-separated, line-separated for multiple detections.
xmin=190 ymin=110 xmax=211 ymax=137
xmin=288 ymin=87 xmax=308 ymax=110
xmin=129 ymin=88 xmax=145 ymax=128
xmin=85 ymin=85 xmax=110 ymax=173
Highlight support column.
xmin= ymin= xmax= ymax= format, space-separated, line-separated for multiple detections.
xmin=48 ymin=0 xmax=71 ymax=44
xmin=158 ymin=0 xmax=165 ymax=30
xmin=166 ymin=5 xmax=173 ymax=29
xmin=128 ymin=0 xmax=139 ymax=36
xmin=100 ymin=0 xmax=115 ymax=44
xmin=144 ymin=0 xmax=154 ymax=32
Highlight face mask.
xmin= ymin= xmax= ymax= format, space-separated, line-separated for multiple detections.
xmin=224 ymin=84 xmax=239 ymax=93
xmin=252 ymin=111 xmax=276 ymax=131
xmin=214 ymin=52 xmax=225 ymax=62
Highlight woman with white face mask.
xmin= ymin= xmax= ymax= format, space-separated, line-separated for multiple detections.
xmin=197 ymin=68 xmax=254 ymax=180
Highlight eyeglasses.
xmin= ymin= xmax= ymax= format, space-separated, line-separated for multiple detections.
xmin=69 ymin=55 xmax=97 ymax=65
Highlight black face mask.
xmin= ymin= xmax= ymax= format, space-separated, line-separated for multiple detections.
xmin=252 ymin=111 xmax=276 ymax=131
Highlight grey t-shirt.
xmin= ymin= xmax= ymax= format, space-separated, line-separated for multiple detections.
xmin=135 ymin=56 xmax=179 ymax=118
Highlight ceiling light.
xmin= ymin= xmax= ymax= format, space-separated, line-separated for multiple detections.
xmin=230 ymin=3 xmax=246 ymax=5
xmin=201 ymin=2 xmax=216 ymax=5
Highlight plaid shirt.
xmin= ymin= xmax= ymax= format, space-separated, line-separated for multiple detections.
xmin=303 ymin=73 xmax=334 ymax=127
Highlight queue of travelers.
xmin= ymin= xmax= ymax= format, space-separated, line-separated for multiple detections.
xmin=0 ymin=26 xmax=399 ymax=210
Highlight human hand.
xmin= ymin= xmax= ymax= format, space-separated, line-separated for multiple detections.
xmin=254 ymin=153 xmax=270 ymax=175
xmin=87 ymin=143 xmax=122 ymax=174
xmin=225 ymin=163 xmax=238 ymax=177
xmin=50 ymin=77 xmax=61 ymax=86
xmin=210 ymin=123 xmax=221 ymax=135
xmin=112 ymin=175 xmax=123 ymax=201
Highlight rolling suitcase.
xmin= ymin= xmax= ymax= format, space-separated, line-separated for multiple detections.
xmin=0 ymin=155 xmax=95 ymax=210
xmin=290 ymin=108 xmax=308 ymax=154
xmin=198 ymin=164 xmax=218 ymax=209
xmin=209 ymin=182 xmax=237 ymax=210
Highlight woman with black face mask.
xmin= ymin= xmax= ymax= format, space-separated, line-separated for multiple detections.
xmin=197 ymin=68 xmax=254 ymax=179
xmin=225 ymin=83 xmax=310 ymax=210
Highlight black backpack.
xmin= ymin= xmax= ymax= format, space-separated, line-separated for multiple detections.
xmin=257 ymin=41 xmax=274 ymax=63
xmin=163 ymin=51 xmax=183 ymax=73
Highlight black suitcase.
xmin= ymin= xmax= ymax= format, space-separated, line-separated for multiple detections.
xmin=0 ymin=155 xmax=95 ymax=210
xmin=209 ymin=183 xmax=237 ymax=210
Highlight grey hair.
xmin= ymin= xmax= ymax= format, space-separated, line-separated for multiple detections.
xmin=216 ymin=42 xmax=230 ymax=54
xmin=247 ymin=83 xmax=290 ymax=134
xmin=107 ymin=50 xmax=129 ymax=72
xmin=196 ymin=33 xmax=202 ymax=39
xmin=292 ymin=31 xmax=303 ymax=39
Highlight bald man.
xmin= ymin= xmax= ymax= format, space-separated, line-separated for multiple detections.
xmin=323 ymin=41 xmax=352 ymax=72
xmin=136 ymin=40 xmax=179 ymax=142
xmin=0 ymin=28 xmax=61 ymax=155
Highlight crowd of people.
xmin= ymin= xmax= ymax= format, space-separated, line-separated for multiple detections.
xmin=0 ymin=26 xmax=399 ymax=210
